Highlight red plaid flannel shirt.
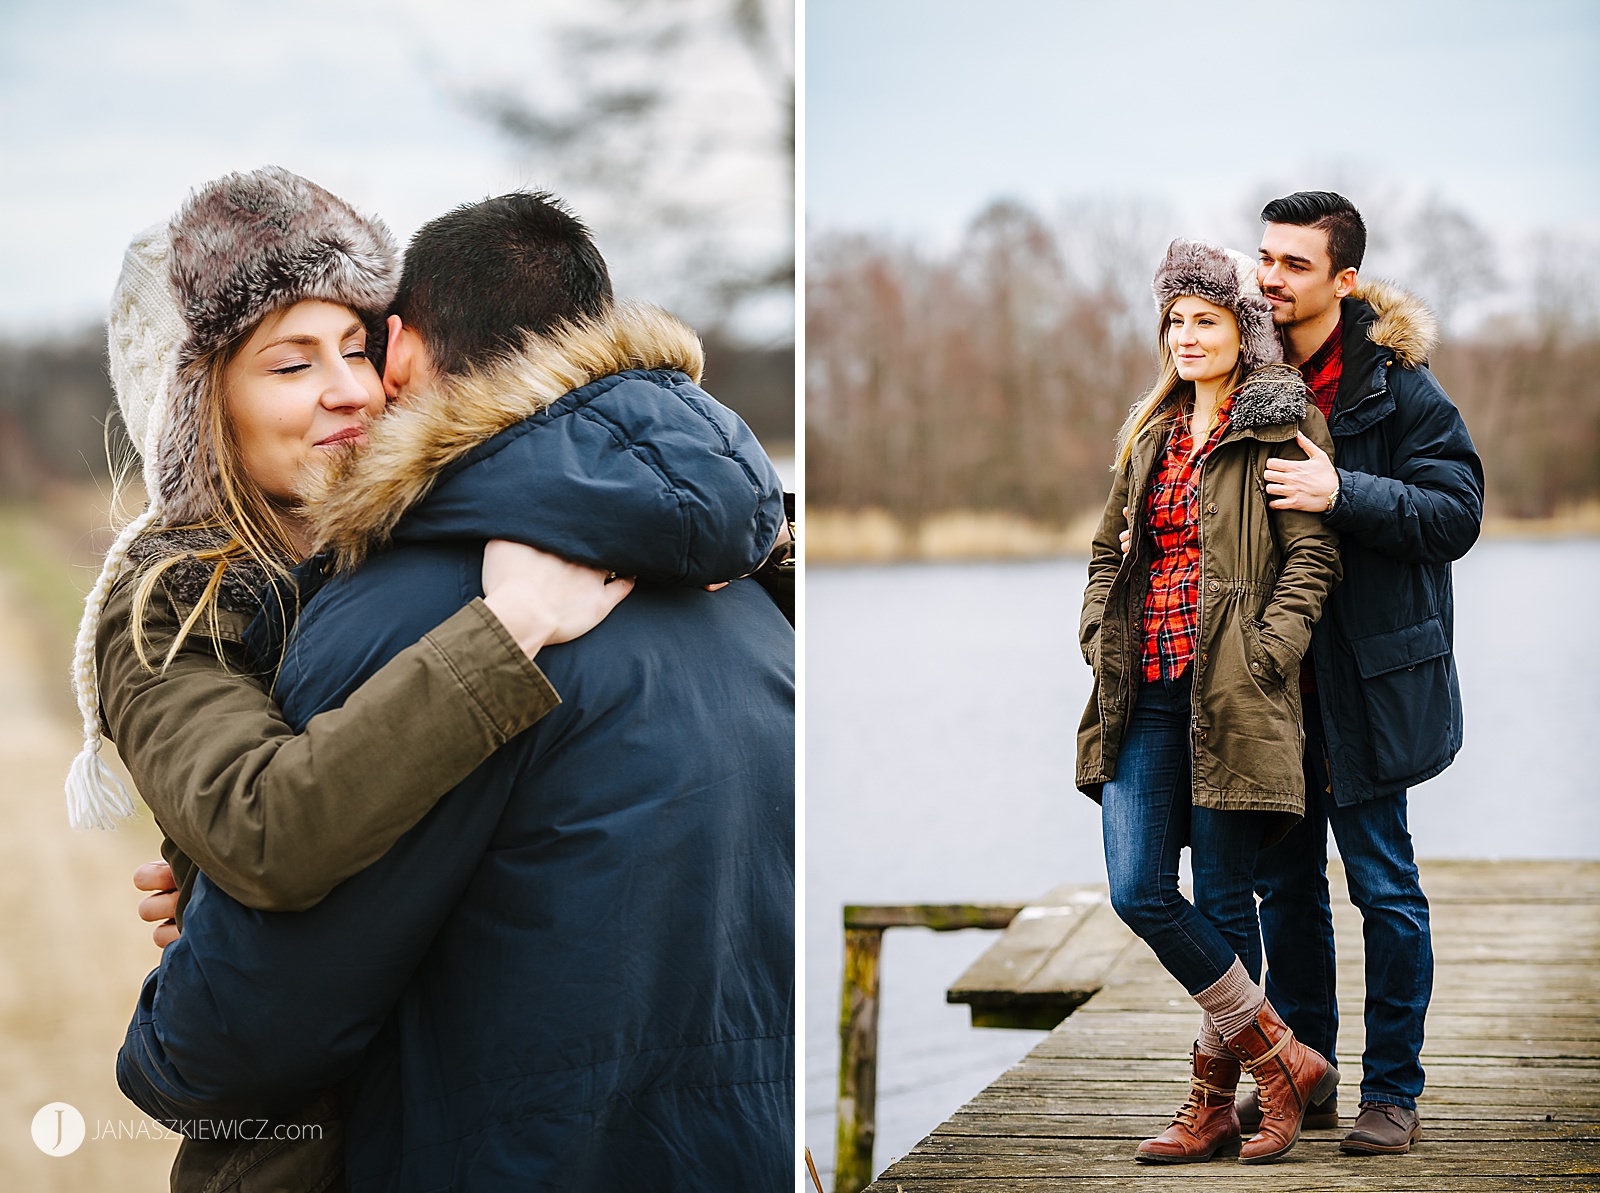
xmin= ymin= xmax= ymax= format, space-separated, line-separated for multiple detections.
xmin=1300 ymin=321 xmax=1342 ymax=422
xmin=1140 ymin=398 xmax=1235 ymax=683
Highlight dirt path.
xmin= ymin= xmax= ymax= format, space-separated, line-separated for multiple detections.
xmin=0 ymin=562 xmax=176 ymax=1187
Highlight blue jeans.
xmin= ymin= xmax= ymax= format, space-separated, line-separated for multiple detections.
xmin=1101 ymin=674 xmax=1272 ymax=995
xmin=1253 ymin=690 xmax=1433 ymax=1109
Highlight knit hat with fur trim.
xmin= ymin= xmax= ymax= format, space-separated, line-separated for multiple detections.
xmin=66 ymin=167 xmax=399 ymax=830
xmin=1152 ymin=239 xmax=1282 ymax=371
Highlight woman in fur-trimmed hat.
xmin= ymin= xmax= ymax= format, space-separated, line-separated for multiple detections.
xmin=72 ymin=166 xmax=636 ymax=1190
xmin=1075 ymin=240 xmax=1342 ymax=1165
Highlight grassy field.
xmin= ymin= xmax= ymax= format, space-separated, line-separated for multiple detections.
xmin=0 ymin=494 xmax=176 ymax=1187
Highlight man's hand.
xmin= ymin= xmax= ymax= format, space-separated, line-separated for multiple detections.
xmin=705 ymin=517 xmax=795 ymax=592
xmin=1265 ymin=432 xmax=1339 ymax=512
xmin=481 ymin=540 xmax=634 ymax=658
xmin=134 ymin=861 xmax=179 ymax=949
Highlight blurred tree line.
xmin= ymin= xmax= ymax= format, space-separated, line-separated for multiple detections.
xmin=808 ymin=197 xmax=1600 ymax=525
xmin=0 ymin=330 xmax=790 ymax=499
xmin=0 ymin=328 xmax=120 ymax=498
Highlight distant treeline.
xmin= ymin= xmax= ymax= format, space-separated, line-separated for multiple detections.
xmin=0 ymin=329 xmax=794 ymax=499
xmin=0 ymin=328 xmax=122 ymax=497
xmin=808 ymin=201 xmax=1600 ymax=524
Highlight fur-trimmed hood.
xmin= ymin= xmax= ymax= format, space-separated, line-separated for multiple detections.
xmin=125 ymin=527 xmax=274 ymax=612
xmin=1141 ymin=363 xmax=1310 ymax=440
xmin=1351 ymin=278 xmax=1438 ymax=369
xmin=301 ymin=302 xmax=783 ymax=585
xmin=1229 ymin=363 xmax=1310 ymax=431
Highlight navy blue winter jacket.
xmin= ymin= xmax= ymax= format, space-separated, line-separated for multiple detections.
xmin=117 ymin=307 xmax=795 ymax=1191
xmin=1310 ymin=282 xmax=1484 ymax=803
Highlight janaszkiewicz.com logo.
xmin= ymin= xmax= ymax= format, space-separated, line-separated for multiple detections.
xmin=30 ymin=1103 xmax=325 ymax=1154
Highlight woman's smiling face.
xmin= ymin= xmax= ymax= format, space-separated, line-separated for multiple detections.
xmin=223 ymin=299 xmax=386 ymax=503
xmin=1166 ymin=295 xmax=1241 ymax=386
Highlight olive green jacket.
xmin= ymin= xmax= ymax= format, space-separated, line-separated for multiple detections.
xmin=1076 ymin=364 xmax=1341 ymax=822
xmin=97 ymin=537 xmax=560 ymax=920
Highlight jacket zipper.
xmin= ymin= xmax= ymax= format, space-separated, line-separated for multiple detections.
xmin=1187 ymin=421 xmax=1252 ymax=792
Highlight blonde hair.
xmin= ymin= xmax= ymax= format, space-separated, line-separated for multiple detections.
xmin=126 ymin=329 xmax=301 ymax=672
xmin=1113 ymin=295 xmax=1249 ymax=472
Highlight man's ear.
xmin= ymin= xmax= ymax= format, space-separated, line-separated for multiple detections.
xmin=382 ymin=314 xmax=411 ymax=399
xmin=1334 ymin=267 xmax=1358 ymax=301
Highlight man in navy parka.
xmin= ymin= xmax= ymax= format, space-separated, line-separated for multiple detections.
xmin=117 ymin=192 xmax=795 ymax=1190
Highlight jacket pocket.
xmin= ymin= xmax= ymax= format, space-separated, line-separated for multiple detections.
xmin=1241 ymin=617 xmax=1285 ymax=688
xmin=1349 ymin=616 xmax=1454 ymax=783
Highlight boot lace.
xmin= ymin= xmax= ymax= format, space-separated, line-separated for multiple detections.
xmin=1360 ymin=1101 xmax=1408 ymax=1130
xmin=1239 ymin=1028 xmax=1295 ymax=1121
xmin=1171 ymin=1072 xmax=1230 ymax=1129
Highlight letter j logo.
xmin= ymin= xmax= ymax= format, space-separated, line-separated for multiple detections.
xmin=31 ymin=1102 xmax=86 ymax=1156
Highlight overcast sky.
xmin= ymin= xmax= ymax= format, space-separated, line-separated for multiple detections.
xmin=5 ymin=3 xmax=1594 ymax=337
xmin=0 ymin=0 xmax=790 ymax=339
xmin=807 ymin=0 xmax=1600 ymax=260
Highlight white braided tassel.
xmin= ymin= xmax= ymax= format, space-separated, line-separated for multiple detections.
xmin=64 ymin=504 xmax=162 ymax=829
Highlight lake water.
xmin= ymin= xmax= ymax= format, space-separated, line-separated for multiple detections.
xmin=804 ymin=537 xmax=1600 ymax=1185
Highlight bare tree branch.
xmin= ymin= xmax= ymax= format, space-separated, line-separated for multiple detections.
xmin=452 ymin=0 xmax=793 ymax=341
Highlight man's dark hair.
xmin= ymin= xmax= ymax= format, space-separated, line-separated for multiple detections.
xmin=394 ymin=190 xmax=613 ymax=377
xmin=1260 ymin=191 xmax=1367 ymax=277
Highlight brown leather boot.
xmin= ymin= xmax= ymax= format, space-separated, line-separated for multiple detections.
xmin=1223 ymin=1000 xmax=1341 ymax=1164
xmin=1135 ymin=1045 xmax=1242 ymax=1164
xmin=1236 ymin=1084 xmax=1339 ymax=1130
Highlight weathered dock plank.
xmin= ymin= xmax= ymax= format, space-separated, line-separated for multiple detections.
xmin=945 ymin=885 xmax=1135 ymax=1029
xmin=862 ymin=860 xmax=1600 ymax=1191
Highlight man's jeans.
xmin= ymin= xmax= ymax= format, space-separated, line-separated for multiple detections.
xmin=1254 ymin=690 xmax=1433 ymax=1108
xmin=1101 ymin=674 xmax=1272 ymax=995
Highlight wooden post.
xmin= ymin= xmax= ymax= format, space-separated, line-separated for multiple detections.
xmin=834 ymin=926 xmax=882 ymax=1193
xmin=832 ymin=903 xmax=1022 ymax=1193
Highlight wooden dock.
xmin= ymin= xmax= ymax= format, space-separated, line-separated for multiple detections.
xmin=865 ymin=859 xmax=1600 ymax=1191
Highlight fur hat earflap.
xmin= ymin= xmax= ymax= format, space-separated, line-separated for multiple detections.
xmin=1153 ymin=238 xmax=1282 ymax=371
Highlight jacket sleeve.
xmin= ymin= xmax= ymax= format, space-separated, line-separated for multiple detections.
xmin=1080 ymin=465 xmax=1132 ymax=663
xmin=116 ymin=745 xmax=519 ymax=1123
xmin=1257 ymin=410 xmax=1343 ymax=680
xmin=97 ymin=573 xmax=559 ymax=912
xmin=1323 ymin=367 xmax=1484 ymax=564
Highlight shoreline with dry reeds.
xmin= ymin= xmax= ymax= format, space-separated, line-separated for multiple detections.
xmin=805 ymin=503 xmax=1600 ymax=564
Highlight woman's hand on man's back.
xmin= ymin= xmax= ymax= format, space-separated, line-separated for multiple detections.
xmin=481 ymin=540 xmax=634 ymax=659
